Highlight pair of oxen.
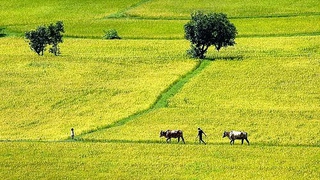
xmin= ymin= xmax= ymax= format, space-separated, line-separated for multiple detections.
xmin=160 ymin=130 xmax=250 ymax=145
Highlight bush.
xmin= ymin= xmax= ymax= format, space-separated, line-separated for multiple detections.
xmin=103 ymin=29 xmax=121 ymax=39
xmin=0 ymin=27 xmax=6 ymax=37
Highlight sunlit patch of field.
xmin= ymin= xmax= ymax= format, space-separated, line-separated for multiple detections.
xmin=126 ymin=0 xmax=320 ymax=18
xmin=0 ymin=37 xmax=197 ymax=140
xmin=0 ymin=0 xmax=139 ymax=25
xmin=0 ymin=142 xmax=319 ymax=179
xmin=234 ymin=16 xmax=320 ymax=37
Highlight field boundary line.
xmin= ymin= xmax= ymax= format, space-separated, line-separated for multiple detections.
xmin=75 ymin=60 xmax=210 ymax=139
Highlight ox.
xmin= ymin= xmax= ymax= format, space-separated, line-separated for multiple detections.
xmin=160 ymin=130 xmax=185 ymax=144
xmin=223 ymin=131 xmax=249 ymax=145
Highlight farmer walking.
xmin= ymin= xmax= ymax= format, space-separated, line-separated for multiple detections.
xmin=71 ymin=128 xmax=75 ymax=139
xmin=197 ymin=127 xmax=207 ymax=144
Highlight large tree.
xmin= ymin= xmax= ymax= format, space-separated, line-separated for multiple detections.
xmin=184 ymin=11 xmax=237 ymax=59
xmin=25 ymin=21 xmax=64 ymax=56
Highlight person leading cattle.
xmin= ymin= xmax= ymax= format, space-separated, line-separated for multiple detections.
xmin=197 ymin=127 xmax=207 ymax=144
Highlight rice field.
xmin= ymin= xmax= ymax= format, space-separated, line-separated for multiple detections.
xmin=0 ymin=0 xmax=319 ymax=179
xmin=81 ymin=36 xmax=320 ymax=147
xmin=0 ymin=37 xmax=197 ymax=140
xmin=125 ymin=0 xmax=320 ymax=18
xmin=2 ymin=0 xmax=319 ymax=39
xmin=0 ymin=142 xmax=319 ymax=179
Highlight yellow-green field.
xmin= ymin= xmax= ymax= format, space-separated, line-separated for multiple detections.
xmin=0 ymin=37 xmax=197 ymax=140
xmin=0 ymin=0 xmax=319 ymax=179
xmin=1 ymin=142 xmax=318 ymax=179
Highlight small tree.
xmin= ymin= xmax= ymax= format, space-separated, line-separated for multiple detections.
xmin=47 ymin=21 xmax=64 ymax=56
xmin=25 ymin=21 xmax=64 ymax=56
xmin=103 ymin=29 xmax=121 ymax=39
xmin=184 ymin=11 xmax=237 ymax=59
xmin=25 ymin=26 xmax=49 ymax=56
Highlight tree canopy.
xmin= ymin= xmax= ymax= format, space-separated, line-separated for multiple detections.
xmin=25 ymin=21 xmax=64 ymax=56
xmin=25 ymin=26 xmax=48 ymax=56
xmin=184 ymin=11 xmax=237 ymax=59
xmin=47 ymin=21 xmax=65 ymax=56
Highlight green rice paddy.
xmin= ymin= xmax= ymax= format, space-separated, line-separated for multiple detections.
xmin=0 ymin=0 xmax=319 ymax=179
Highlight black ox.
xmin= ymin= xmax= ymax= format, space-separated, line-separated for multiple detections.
xmin=160 ymin=130 xmax=185 ymax=144
xmin=223 ymin=131 xmax=250 ymax=145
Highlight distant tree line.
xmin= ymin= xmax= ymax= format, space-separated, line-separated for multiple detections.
xmin=25 ymin=21 xmax=64 ymax=56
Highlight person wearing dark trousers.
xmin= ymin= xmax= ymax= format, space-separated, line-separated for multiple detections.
xmin=197 ymin=127 xmax=207 ymax=144
xmin=71 ymin=128 xmax=75 ymax=139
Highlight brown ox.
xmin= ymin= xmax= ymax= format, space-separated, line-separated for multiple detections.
xmin=160 ymin=130 xmax=185 ymax=144
xmin=223 ymin=131 xmax=249 ymax=145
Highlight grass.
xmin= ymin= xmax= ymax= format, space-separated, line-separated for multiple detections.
xmin=0 ymin=0 xmax=320 ymax=179
xmin=125 ymin=0 xmax=320 ymax=19
xmin=4 ymin=14 xmax=320 ymax=39
xmin=0 ymin=37 xmax=197 ymax=140
xmin=81 ymin=36 xmax=320 ymax=147
xmin=0 ymin=142 xmax=319 ymax=179
xmin=2 ymin=0 xmax=319 ymax=39
xmin=0 ymin=0 xmax=140 ymax=25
